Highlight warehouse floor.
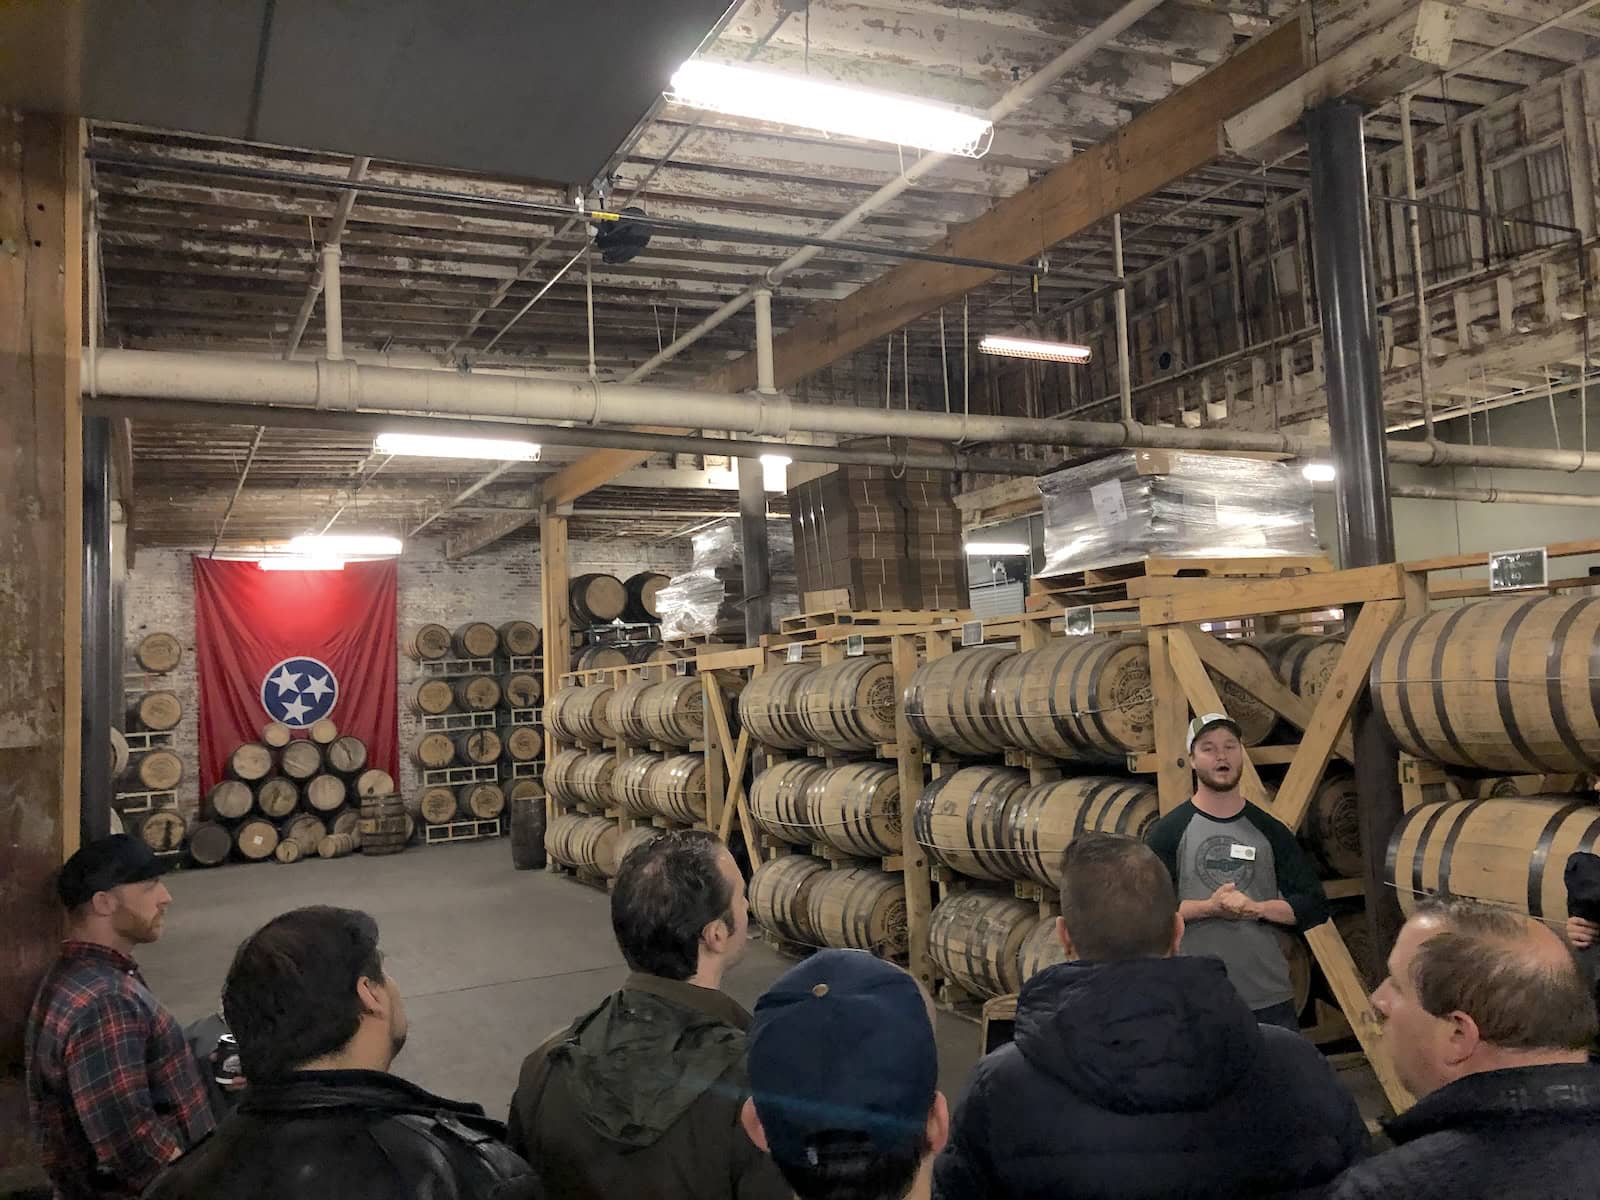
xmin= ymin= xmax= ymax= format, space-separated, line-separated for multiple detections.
xmin=139 ymin=839 xmax=986 ymax=1114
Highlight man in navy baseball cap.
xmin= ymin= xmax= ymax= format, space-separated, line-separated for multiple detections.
xmin=742 ymin=950 xmax=946 ymax=1200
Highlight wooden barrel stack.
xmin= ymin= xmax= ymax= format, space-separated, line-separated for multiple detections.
xmin=647 ymin=754 xmax=707 ymax=823
xmin=116 ymin=630 xmax=188 ymax=852
xmin=640 ymin=677 xmax=705 ymax=748
xmin=738 ymin=664 xmax=816 ymax=751
xmin=798 ymin=658 xmax=898 ymax=752
xmin=570 ymin=574 xmax=628 ymax=628
xmin=748 ymin=854 xmax=829 ymax=946
xmin=806 ymin=867 xmax=908 ymax=959
xmin=903 ymin=647 xmax=1015 ymax=758
xmin=928 ymin=890 xmax=1038 ymax=999
xmin=546 ymin=685 xmax=615 ymax=745
xmin=546 ymin=813 xmax=621 ymax=876
xmin=614 ymin=752 xmax=663 ymax=818
xmin=749 ymin=759 xmax=827 ymax=845
xmin=623 ymin=572 xmax=670 ymax=623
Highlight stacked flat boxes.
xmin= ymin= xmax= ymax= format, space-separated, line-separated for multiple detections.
xmin=790 ymin=467 xmax=967 ymax=610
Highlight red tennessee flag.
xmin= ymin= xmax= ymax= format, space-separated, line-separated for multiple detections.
xmin=193 ymin=557 xmax=399 ymax=796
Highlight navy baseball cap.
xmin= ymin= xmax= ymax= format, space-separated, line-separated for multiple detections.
xmin=57 ymin=834 xmax=165 ymax=908
xmin=748 ymin=950 xmax=937 ymax=1164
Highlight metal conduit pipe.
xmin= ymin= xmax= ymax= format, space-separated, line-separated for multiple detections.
xmin=88 ymin=348 xmax=1600 ymax=474
xmin=1315 ymin=481 xmax=1600 ymax=509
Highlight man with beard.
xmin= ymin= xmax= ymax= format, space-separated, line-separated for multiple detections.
xmin=26 ymin=835 xmax=216 ymax=1200
xmin=1146 ymin=713 xmax=1330 ymax=1029
xmin=145 ymin=906 xmax=540 ymax=1200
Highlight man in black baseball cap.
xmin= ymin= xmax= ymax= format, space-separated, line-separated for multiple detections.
xmin=742 ymin=950 xmax=947 ymax=1200
xmin=25 ymin=835 xmax=215 ymax=1199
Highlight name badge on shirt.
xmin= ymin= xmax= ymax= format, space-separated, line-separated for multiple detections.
xmin=1229 ymin=843 xmax=1257 ymax=861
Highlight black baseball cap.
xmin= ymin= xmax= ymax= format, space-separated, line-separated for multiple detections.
xmin=747 ymin=950 xmax=937 ymax=1165
xmin=57 ymin=834 xmax=165 ymax=908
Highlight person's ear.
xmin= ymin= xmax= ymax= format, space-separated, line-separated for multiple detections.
xmin=1442 ymin=1009 xmax=1481 ymax=1069
xmin=702 ymin=914 xmax=732 ymax=955
xmin=739 ymin=1097 xmax=770 ymax=1151
xmin=927 ymin=1090 xmax=951 ymax=1156
xmin=1055 ymin=916 xmax=1077 ymax=961
xmin=90 ymin=890 xmax=119 ymax=918
xmin=356 ymin=976 xmax=388 ymax=1021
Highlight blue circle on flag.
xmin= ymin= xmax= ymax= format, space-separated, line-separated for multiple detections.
xmin=260 ymin=656 xmax=339 ymax=727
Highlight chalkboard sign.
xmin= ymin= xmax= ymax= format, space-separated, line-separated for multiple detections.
xmin=1065 ymin=606 xmax=1095 ymax=636
xmin=1489 ymin=547 xmax=1548 ymax=592
xmin=846 ymin=634 xmax=865 ymax=657
xmin=961 ymin=621 xmax=984 ymax=647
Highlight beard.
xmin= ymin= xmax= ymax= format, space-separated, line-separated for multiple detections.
xmin=1194 ymin=763 xmax=1239 ymax=792
xmin=389 ymin=1021 xmax=408 ymax=1063
xmin=111 ymin=904 xmax=163 ymax=944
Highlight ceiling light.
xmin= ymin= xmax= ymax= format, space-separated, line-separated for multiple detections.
xmin=669 ymin=61 xmax=993 ymax=158
xmin=258 ymin=556 xmax=345 ymax=572
xmin=964 ymin=541 xmax=1029 ymax=556
xmin=374 ymin=432 xmax=541 ymax=461
xmin=979 ymin=335 xmax=1092 ymax=364
xmin=288 ymin=534 xmax=402 ymax=557
xmin=759 ymin=453 xmax=792 ymax=494
xmin=1302 ymin=463 xmax=1337 ymax=482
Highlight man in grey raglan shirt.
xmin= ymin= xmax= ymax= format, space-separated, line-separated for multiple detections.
xmin=1146 ymin=712 xmax=1329 ymax=1030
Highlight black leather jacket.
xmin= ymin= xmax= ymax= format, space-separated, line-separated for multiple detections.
xmin=143 ymin=1069 xmax=542 ymax=1200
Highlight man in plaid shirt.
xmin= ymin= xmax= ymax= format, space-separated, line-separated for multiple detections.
xmin=25 ymin=835 xmax=216 ymax=1199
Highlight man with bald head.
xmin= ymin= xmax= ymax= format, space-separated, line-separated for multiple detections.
xmin=1328 ymin=897 xmax=1600 ymax=1200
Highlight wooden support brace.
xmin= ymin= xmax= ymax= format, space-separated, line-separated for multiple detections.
xmin=1305 ymin=922 xmax=1415 ymax=1114
xmin=1147 ymin=630 xmax=1193 ymax=815
xmin=1140 ymin=563 xmax=1405 ymax=626
xmin=892 ymin=634 xmax=935 ymax=989
xmin=1162 ymin=628 xmax=1270 ymax=807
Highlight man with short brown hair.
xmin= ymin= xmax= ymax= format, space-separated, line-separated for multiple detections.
xmin=1328 ymin=897 xmax=1600 ymax=1200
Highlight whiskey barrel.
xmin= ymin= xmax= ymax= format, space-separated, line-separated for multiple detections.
xmin=411 ymin=679 xmax=456 ymax=716
xmin=650 ymin=754 xmax=707 ymax=823
xmin=110 ymin=728 xmax=130 ymax=777
xmin=572 ymin=751 xmax=617 ymax=808
xmin=452 ymin=621 xmax=500 ymax=659
xmin=135 ymin=631 xmax=183 ymax=673
xmin=282 ymin=813 xmax=327 ymax=853
xmin=614 ymin=752 xmax=664 ymax=819
xmin=1214 ymin=641 xmax=1278 ymax=747
xmin=498 ymin=620 xmax=542 ymax=658
xmin=418 ymin=786 xmax=458 ymax=824
xmin=132 ymin=809 xmax=186 ymax=854
xmin=206 ymin=779 xmax=253 ymax=821
xmin=509 ymin=794 xmax=547 ymax=869
xmin=128 ymin=690 xmax=182 ymax=732
xmin=327 ymin=735 xmax=367 ymax=775
xmin=261 ymin=721 xmax=293 ymax=748
xmin=913 ymin=765 xmax=1031 ymax=882
xmin=406 ymin=623 xmax=453 ymax=662
xmin=750 ymin=759 xmax=826 ymax=845
xmin=308 ymin=718 xmax=339 ymax=745
xmin=624 ymin=571 xmax=670 ymax=622
xmin=549 ymin=685 xmax=616 ymax=744
xmin=454 ymin=729 xmax=503 ymax=765
xmin=274 ymin=839 xmax=304 ymax=864
xmin=1302 ymin=772 xmax=1363 ymax=879
xmin=500 ymin=672 xmax=542 ymax=709
xmin=812 ymin=762 xmax=901 ymax=858
xmin=255 ymin=777 xmax=299 ymax=819
xmin=304 ymin=774 xmax=347 ymax=813
xmin=992 ymin=637 xmax=1153 ymax=762
xmin=738 ymin=664 xmax=816 ymax=751
xmin=458 ymin=782 xmax=506 ymax=820
xmin=749 ymin=854 xmax=829 ymax=945
xmin=506 ymin=778 xmax=545 ymax=805
xmin=1018 ymin=916 xmax=1069 ymax=981
xmin=1260 ymin=633 xmax=1346 ymax=699
xmin=570 ymin=574 xmax=628 ymax=625
xmin=279 ymin=740 xmax=322 ymax=782
xmin=229 ymin=742 xmax=275 ymax=783
xmin=546 ymin=813 xmax=620 ymax=875
xmin=354 ymin=769 xmax=395 ymax=799
xmin=545 ymin=749 xmax=586 ymax=805
xmin=807 ymin=867 xmax=908 ymax=958
xmin=501 ymin=726 xmax=543 ymax=762
xmin=625 ymin=643 xmax=672 ymax=665
xmin=798 ymin=659 xmax=898 ymax=752
xmin=331 ymin=809 xmax=361 ymax=837
xmin=1004 ymin=775 xmax=1160 ymax=888
xmin=188 ymin=821 xmax=233 ymax=867
xmin=317 ymin=832 xmax=359 ymax=859
xmin=573 ymin=645 xmax=629 ymax=671
xmin=1387 ymin=794 xmax=1600 ymax=920
xmin=930 ymin=891 xmax=1038 ymax=999
xmin=614 ymin=825 xmax=658 ymax=871
xmin=1371 ymin=596 xmax=1600 ymax=773
xmin=126 ymin=748 xmax=183 ymax=792
xmin=903 ymin=647 xmax=1015 ymax=758
xmin=411 ymin=732 xmax=456 ymax=769
xmin=453 ymin=676 xmax=502 ymax=712
xmin=641 ymin=677 xmax=704 ymax=747
xmin=1276 ymin=928 xmax=1312 ymax=1019
xmin=359 ymin=796 xmax=409 ymax=856
xmin=235 ymin=817 xmax=280 ymax=861
xmin=606 ymin=679 xmax=655 ymax=746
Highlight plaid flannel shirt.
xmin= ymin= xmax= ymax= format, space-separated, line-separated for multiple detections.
xmin=24 ymin=942 xmax=216 ymax=1200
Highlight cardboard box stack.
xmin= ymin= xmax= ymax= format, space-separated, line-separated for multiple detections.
xmin=789 ymin=465 xmax=968 ymax=611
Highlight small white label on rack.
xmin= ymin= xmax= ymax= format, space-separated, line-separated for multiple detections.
xmin=786 ymin=644 xmax=805 ymax=664
xmin=1489 ymin=547 xmax=1547 ymax=592
xmin=1090 ymin=479 xmax=1128 ymax=526
xmin=961 ymin=620 xmax=984 ymax=647
xmin=846 ymin=634 xmax=865 ymax=657
xmin=676 ymin=658 xmax=691 ymax=676
xmin=1065 ymin=606 xmax=1095 ymax=636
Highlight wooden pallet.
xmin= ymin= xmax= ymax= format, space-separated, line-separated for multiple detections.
xmin=778 ymin=607 xmax=966 ymax=634
xmin=1031 ymin=554 xmax=1333 ymax=607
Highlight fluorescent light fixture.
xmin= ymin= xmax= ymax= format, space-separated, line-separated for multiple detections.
xmin=669 ymin=61 xmax=993 ymax=158
xmin=964 ymin=541 xmax=1029 ymax=556
xmin=979 ymin=335 xmax=1092 ymax=364
xmin=288 ymin=534 xmax=403 ymax=557
xmin=374 ymin=432 xmax=541 ymax=462
xmin=258 ymin=556 xmax=345 ymax=572
xmin=759 ymin=453 xmax=792 ymax=494
xmin=1302 ymin=463 xmax=1337 ymax=482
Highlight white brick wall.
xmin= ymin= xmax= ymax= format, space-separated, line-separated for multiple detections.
xmin=124 ymin=535 xmax=691 ymax=815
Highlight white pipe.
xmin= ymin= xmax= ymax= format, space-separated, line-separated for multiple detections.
xmin=1399 ymin=96 xmax=1433 ymax=440
xmin=321 ymin=245 xmax=344 ymax=361
xmin=754 ymin=289 xmax=775 ymax=394
xmin=89 ymin=347 xmax=1600 ymax=473
xmin=286 ymin=156 xmax=370 ymax=359
xmin=1113 ymin=212 xmax=1133 ymax=422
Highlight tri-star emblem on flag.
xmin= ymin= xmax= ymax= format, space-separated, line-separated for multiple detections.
xmin=260 ymin=656 xmax=339 ymax=726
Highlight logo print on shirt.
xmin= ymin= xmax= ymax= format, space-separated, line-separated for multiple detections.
xmin=1195 ymin=834 xmax=1258 ymax=892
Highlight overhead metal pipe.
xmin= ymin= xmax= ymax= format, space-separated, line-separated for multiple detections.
xmin=1316 ymin=480 xmax=1600 ymax=508
xmin=321 ymin=246 xmax=344 ymax=361
xmin=286 ymin=156 xmax=371 ymax=359
xmin=88 ymin=348 xmax=1600 ymax=474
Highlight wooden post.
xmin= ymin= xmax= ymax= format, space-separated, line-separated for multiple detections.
xmin=891 ymin=633 xmax=934 ymax=990
xmin=702 ymin=673 xmax=726 ymax=837
xmin=0 ymin=110 xmax=84 ymax=1168
xmin=539 ymin=504 xmax=569 ymax=841
xmin=1147 ymin=630 xmax=1191 ymax=814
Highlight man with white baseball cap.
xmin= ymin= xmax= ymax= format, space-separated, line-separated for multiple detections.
xmin=1145 ymin=712 xmax=1330 ymax=1029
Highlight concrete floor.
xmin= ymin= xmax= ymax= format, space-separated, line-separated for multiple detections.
xmin=139 ymin=839 xmax=984 ymax=1116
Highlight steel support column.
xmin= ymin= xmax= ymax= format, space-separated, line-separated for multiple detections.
xmin=737 ymin=460 xmax=772 ymax=646
xmin=1307 ymin=100 xmax=1403 ymax=958
xmin=82 ymin=416 xmax=113 ymax=841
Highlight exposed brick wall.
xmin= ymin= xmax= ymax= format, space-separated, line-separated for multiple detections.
xmin=124 ymin=536 xmax=692 ymax=816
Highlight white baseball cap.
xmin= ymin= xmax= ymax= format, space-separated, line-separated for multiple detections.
xmin=1186 ymin=712 xmax=1242 ymax=754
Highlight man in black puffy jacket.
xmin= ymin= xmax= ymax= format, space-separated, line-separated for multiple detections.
xmin=935 ymin=833 xmax=1366 ymax=1200
xmin=145 ymin=906 xmax=541 ymax=1200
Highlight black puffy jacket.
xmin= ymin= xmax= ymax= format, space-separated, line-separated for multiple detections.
xmin=934 ymin=957 xmax=1368 ymax=1200
xmin=143 ymin=1069 xmax=541 ymax=1200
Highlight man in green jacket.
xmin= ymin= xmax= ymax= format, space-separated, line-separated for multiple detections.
xmin=507 ymin=829 xmax=788 ymax=1200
